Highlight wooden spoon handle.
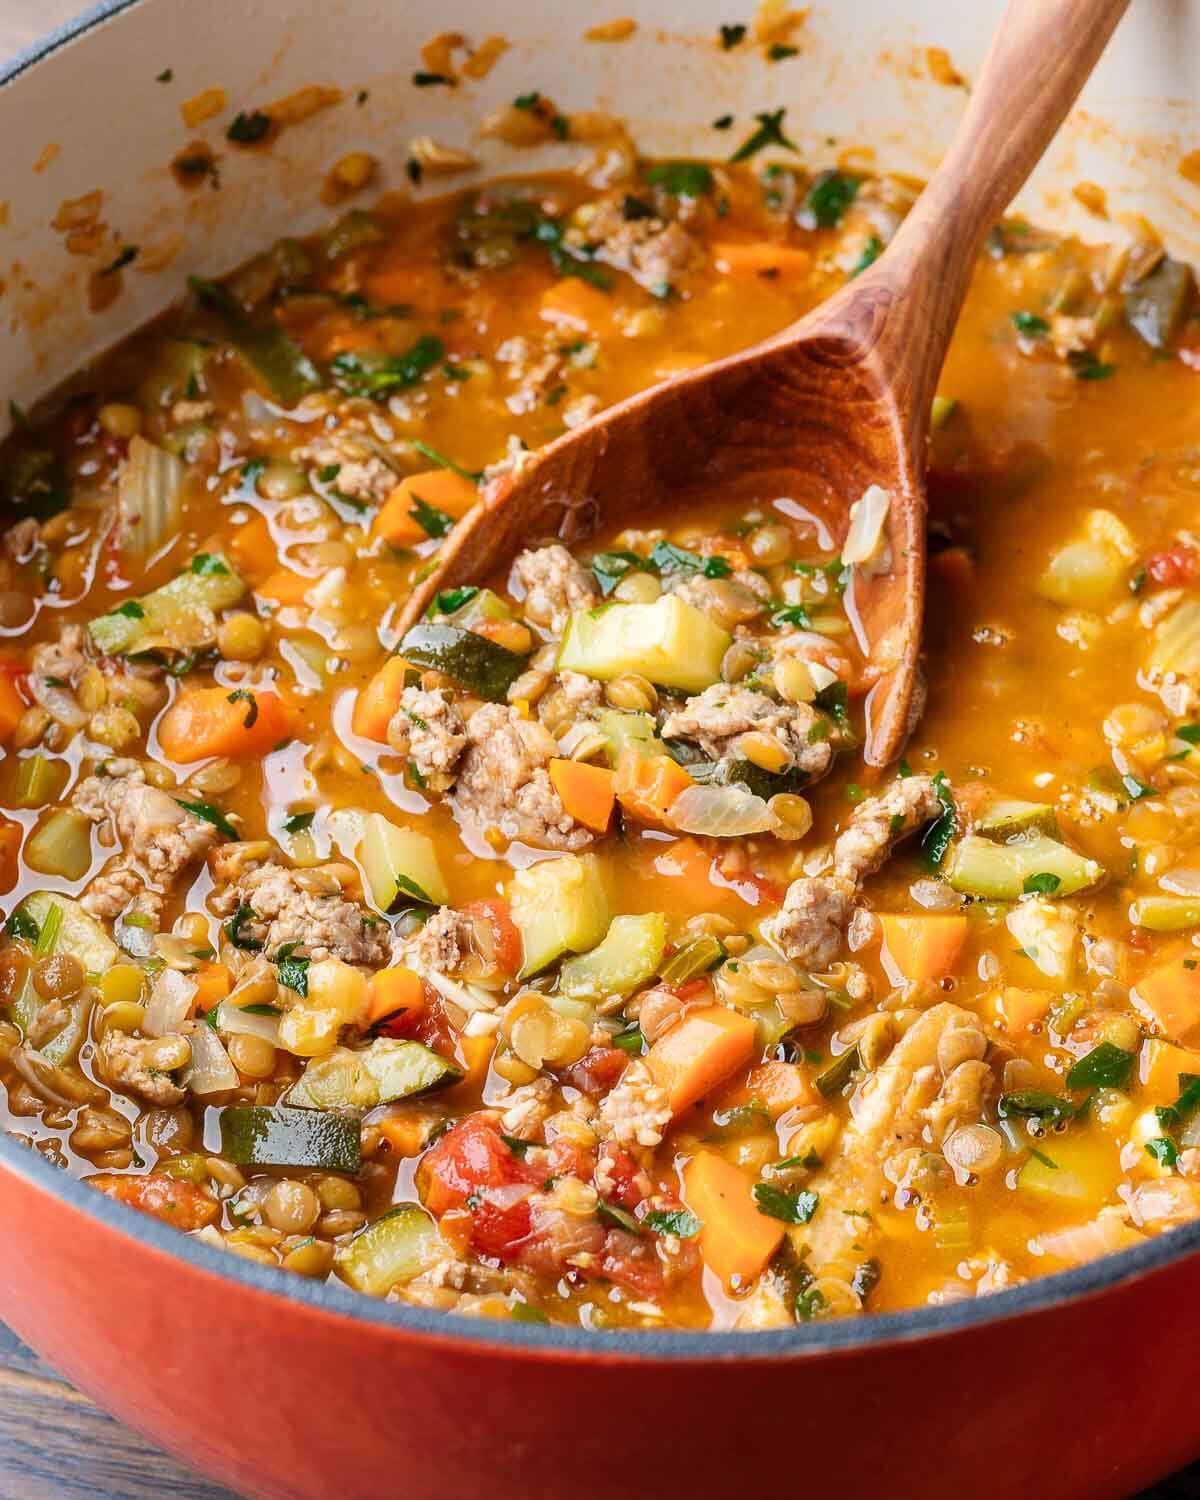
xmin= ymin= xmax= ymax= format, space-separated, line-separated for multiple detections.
xmin=806 ymin=0 xmax=1130 ymax=427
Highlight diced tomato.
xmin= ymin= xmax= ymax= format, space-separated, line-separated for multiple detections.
xmin=1146 ymin=545 xmax=1199 ymax=587
xmin=459 ymin=898 xmax=523 ymax=976
xmin=547 ymin=1136 xmax=596 ymax=1183
xmin=601 ymin=1229 xmax=664 ymax=1297
xmin=597 ymin=1146 xmax=651 ymax=1210
xmin=664 ymin=976 xmax=712 ymax=1002
xmin=87 ymin=1171 xmax=219 ymax=1231
xmin=560 ymin=1044 xmax=628 ymax=1096
xmin=421 ymin=1116 xmax=544 ymax=1259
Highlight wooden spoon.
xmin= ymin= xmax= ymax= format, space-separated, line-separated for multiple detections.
xmin=400 ymin=0 xmax=1130 ymax=765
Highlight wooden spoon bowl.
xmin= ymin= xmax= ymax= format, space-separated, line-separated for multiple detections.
xmin=399 ymin=0 xmax=1130 ymax=766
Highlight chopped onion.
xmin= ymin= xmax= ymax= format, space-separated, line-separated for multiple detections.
xmin=1161 ymin=867 xmax=1200 ymax=896
xmin=117 ymin=435 xmax=185 ymax=558
xmin=668 ymin=783 xmax=780 ymax=838
xmin=27 ymin=673 xmax=87 ymax=729
xmin=419 ymin=966 xmax=499 ymax=1015
xmin=115 ymin=911 xmax=156 ymax=959
xmin=182 ymin=1020 xmax=239 ymax=1095
xmin=143 ymin=967 xmax=198 ymax=1037
xmin=213 ymin=999 xmax=280 ymax=1045
xmin=841 ymin=483 xmax=891 ymax=569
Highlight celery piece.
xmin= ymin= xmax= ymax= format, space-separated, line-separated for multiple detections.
xmin=659 ymin=934 xmax=726 ymax=986
xmin=12 ymin=753 xmax=65 ymax=809
xmin=288 ymin=1039 xmax=460 ymax=1110
xmin=1129 ymin=895 xmax=1200 ymax=932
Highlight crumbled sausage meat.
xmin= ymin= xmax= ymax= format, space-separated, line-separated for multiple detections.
xmin=95 ymin=1030 xmax=186 ymax=1106
xmin=397 ymin=905 xmax=473 ymax=973
xmin=512 ymin=543 xmax=598 ymax=633
xmin=209 ymin=846 xmax=391 ymax=965
xmin=595 ymin=1059 xmax=670 ymax=1152
xmin=386 ymin=686 xmax=467 ymax=783
xmin=71 ymin=759 xmax=220 ymax=922
xmin=497 ymin=1078 xmax=558 ymax=1139
xmin=292 ymin=430 xmax=397 ymax=505
xmin=660 ymin=683 xmax=834 ymax=778
xmin=669 ymin=568 xmax=771 ymax=628
xmin=574 ymin=197 xmax=700 ymax=291
xmin=452 ymin=702 xmax=593 ymax=850
xmin=764 ymin=774 xmax=944 ymax=967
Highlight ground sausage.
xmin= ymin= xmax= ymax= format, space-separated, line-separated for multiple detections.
xmin=574 ymin=197 xmax=699 ymax=291
xmin=512 ymin=543 xmax=597 ymax=633
xmin=660 ymin=683 xmax=834 ymax=778
xmin=95 ymin=1030 xmax=186 ymax=1106
xmin=386 ymin=686 xmax=467 ymax=785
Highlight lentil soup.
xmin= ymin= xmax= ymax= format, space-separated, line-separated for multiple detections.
xmin=1 ymin=147 xmax=1199 ymax=1331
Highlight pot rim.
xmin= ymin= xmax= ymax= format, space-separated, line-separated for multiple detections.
xmin=4 ymin=0 xmax=1200 ymax=1365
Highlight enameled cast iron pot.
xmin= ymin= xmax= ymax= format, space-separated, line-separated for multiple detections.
xmin=1 ymin=3 xmax=1199 ymax=1496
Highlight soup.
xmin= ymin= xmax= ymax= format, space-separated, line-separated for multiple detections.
xmin=1 ymin=140 xmax=1198 ymax=1329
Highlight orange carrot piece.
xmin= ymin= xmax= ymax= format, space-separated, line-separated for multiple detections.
xmin=740 ymin=1060 xmax=818 ymax=1119
xmin=646 ymin=1005 xmax=758 ymax=1117
xmin=711 ymin=241 xmax=813 ymax=277
xmin=88 ymin=1172 xmax=219 ymax=1230
xmin=682 ymin=1150 xmax=783 ymax=1286
xmin=372 ymin=468 xmax=478 ymax=548
xmin=226 ymin=513 xmax=274 ymax=581
xmin=0 ymin=671 xmax=26 ymax=744
xmin=255 ymin=569 xmax=311 ymax=607
xmin=366 ymin=966 xmax=426 ymax=1026
xmin=1139 ymin=1037 xmax=1200 ymax=1099
xmin=878 ymin=913 xmax=968 ymax=985
xmin=994 ymin=986 xmax=1051 ymax=1037
xmin=451 ymin=1032 xmax=495 ymax=1093
xmin=539 ymin=278 xmax=613 ymax=331
xmin=352 ymin=656 xmax=409 ymax=743
xmin=1133 ymin=958 xmax=1200 ymax=1045
xmin=192 ymin=961 xmax=233 ymax=1014
xmin=549 ymin=758 xmax=616 ymax=832
xmin=0 ymin=818 xmax=20 ymax=894
xmin=614 ymin=748 xmax=694 ymax=830
xmin=377 ymin=1114 xmax=435 ymax=1157
xmin=158 ymin=687 xmax=294 ymax=764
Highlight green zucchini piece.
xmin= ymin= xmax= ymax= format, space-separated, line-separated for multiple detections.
xmin=510 ymin=853 xmax=610 ymax=977
xmin=14 ymin=891 xmax=118 ymax=973
xmin=219 ymin=1105 xmax=362 ymax=1170
xmin=89 ymin=552 xmax=245 ymax=656
xmin=815 ymin=1046 xmax=860 ymax=1097
xmin=398 ymin=623 xmax=527 ymax=702
xmin=558 ymin=595 xmax=731 ymax=694
xmin=288 ymin=1039 xmax=461 ymax=1110
xmin=334 ymin=1204 xmax=444 ymax=1295
xmin=427 ymin=586 xmax=513 ymax=628
xmin=595 ymin=709 xmax=664 ymax=766
xmin=1129 ymin=894 xmax=1200 ymax=932
xmin=358 ymin=813 xmax=449 ymax=911
xmin=1124 ymin=258 xmax=1196 ymax=349
xmin=659 ymin=934 xmax=726 ymax=986
xmin=975 ymin=799 xmax=1059 ymax=841
xmin=559 ymin=912 xmax=667 ymax=999
xmin=189 ymin=276 xmax=321 ymax=405
xmin=946 ymin=833 xmax=1103 ymax=900
xmin=689 ymin=757 xmax=810 ymax=800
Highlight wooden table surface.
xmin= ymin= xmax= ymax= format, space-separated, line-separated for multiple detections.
xmin=0 ymin=2 xmax=1199 ymax=1497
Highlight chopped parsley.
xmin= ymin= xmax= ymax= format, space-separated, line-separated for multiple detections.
xmin=798 ymin=170 xmax=860 ymax=229
xmin=753 ymin=1183 xmax=819 ymax=1224
xmin=227 ymin=688 xmax=258 ymax=729
xmin=645 ymin=161 xmax=714 ymax=197
xmin=190 ymin=552 xmax=230 ymax=576
xmin=330 ymin=335 xmax=445 ymax=399
xmin=1010 ymin=310 xmax=1050 ymax=337
xmin=408 ymin=494 xmax=455 ymax=539
xmin=4 ymin=909 xmax=38 ymax=944
xmin=719 ymin=23 xmax=746 ymax=48
xmin=274 ymin=941 xmax=310 ymax=997
xmin=1022 ymin=871 xmax=1062 ymax=895
xmin=729 ymin=108 xmax=797 ymax=163
xmin=227 ymin=110 xmax=271 ymax=144
xmin=282 ymin=809 xmax=315 ymax=834
xmin=412 ymin=438 xmax=483 ymax=483
xmin=175 ymin=798 xmax=238 ymax=841
xmin=643 ymin=1208 xmax=703 ymax=1239
xmin=431 ymin=586 xmax=480 ymax=615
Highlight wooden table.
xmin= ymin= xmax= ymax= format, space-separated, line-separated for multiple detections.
xmin=0 ymin=1 xmax=1198 ymax=1496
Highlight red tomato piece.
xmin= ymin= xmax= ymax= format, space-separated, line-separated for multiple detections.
xmin=560 ymin=1044 xmax=628 ymax=1096
xmin=459 ymin=898 xmax=523 ymax=976
xmin=1146 ymin=545 xmax=1199 ymax=587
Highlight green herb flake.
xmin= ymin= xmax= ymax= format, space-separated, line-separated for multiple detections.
xmin=432 ymin=586 xmax=480 ymax=616
xmin=799 ymin=170 xmax=860 ymax=229
xmin=190 ymin=552 xmax=230 ymax=576
xmin=1068 ymin=349 xmax=1116 ymax=381
xmin=114 ymin=600 xmax=146 ymax=619
xmin=175 ymin=798 xmax=239 ymax=841
xmin=919 ymin=769 xmax=956 ymax=871
xmin=645 ymin=162 xmax=714 ymax=198
xmin=998 ymin=1090 xmax=1075 ymax=1125
xmin=227 ymin=111 xmax=272 ymax=144
xmin=719 ymin=23 xmax=747 ymax=48
xmin=330 ymin=335 xmax=445 ymax=400
xmin=1022 ymin=872 xmax=1062 ymax=895
xmin=411 ymin=438 xmax=483 ymax=483
xmin=643 ymin=1208 xmax=703 ymax=1239
xmin=408 ymin=494 xmax=455 ymax=540
xmin=1066 ymin=1041 xmax=1135 ymax=1091
xmin=1010 ymin=310 xmax=1050 ymax=337
xmin=276 ymin=948 xmax=310 ymax=996
xmin=413 ymin=71 xmax=454 ymax=87
xmin=753 ymin=1182 xmax=818 ymax=1224
xmin=849 ymin=235 xmax=882 ymax=278
xmin=4 ymin=909 xmax=39 ymax=945
xmin=226 ymin=688 xmax=258 ymax=729
xmin=729 ymin=108 xmax=797 ymax=164
xmin=282 ymin=810 xmax=315 ymax=835
xmin=225 ymin=905 xmax=263 ymax=952
xmin=99 ymin=245 xmax=139 ymax=277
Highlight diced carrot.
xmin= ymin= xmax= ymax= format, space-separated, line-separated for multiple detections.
xmin=377 ymin=1114 xmax=436 ymax=1157
xmin=654 ymin=836 xmax=713 ymax=884
xmin=878 ymin=913 xmax=968 ymax=985
xmin=449 ymin=1032 xmax=496 ymax=1096
xmin=88 ymin=1172 xmax=219 ymax=1231
xmin=549 ymin=758 xmax=616 ymax=832
xmin=158 ymin=687 xmax=295 ymax=764
xmin=711 ymin=241 xmax=813 ymax=277
xmin=0 ymin=671 xmax=26 ymax=745
xmin=372 ymin=468 xmax=478 ymax=548
xmin=614 ymin=748 xmax=694 ymax=830
xmin=539 ymin=278 xmax=613 ymax=332
xmin=992 ymin=986 xmax=1051 ymax=1036
xmin=740 ymin=1060 xmax=817 ymax=1119
xmin=192 ymin=961 xmax=233 ymax=1014
xmin=1132 ymin=958 xmax=1200 ymax=1045
xmin=682 ymin=1150 xmax=783 ymax=1287
xmin=365 ymin=260 xmax=446 ymax=308
xmin=352 ymin=656 xmax=408 ymax=743
xmin=255 ymin=569 xmax=312 ymax=607
xmin=366 ymin=966 xmax=426 ymax=1027
xmin=1139 ymin=1037 xmax=1200 ymax=1100
xmin=646 ymin=1004 xmax=758 ymax=1117
xmin=226 ymin=513 xmax=274 ymax=581
xmin=0 ymin=818 xmax=21 ymax=894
